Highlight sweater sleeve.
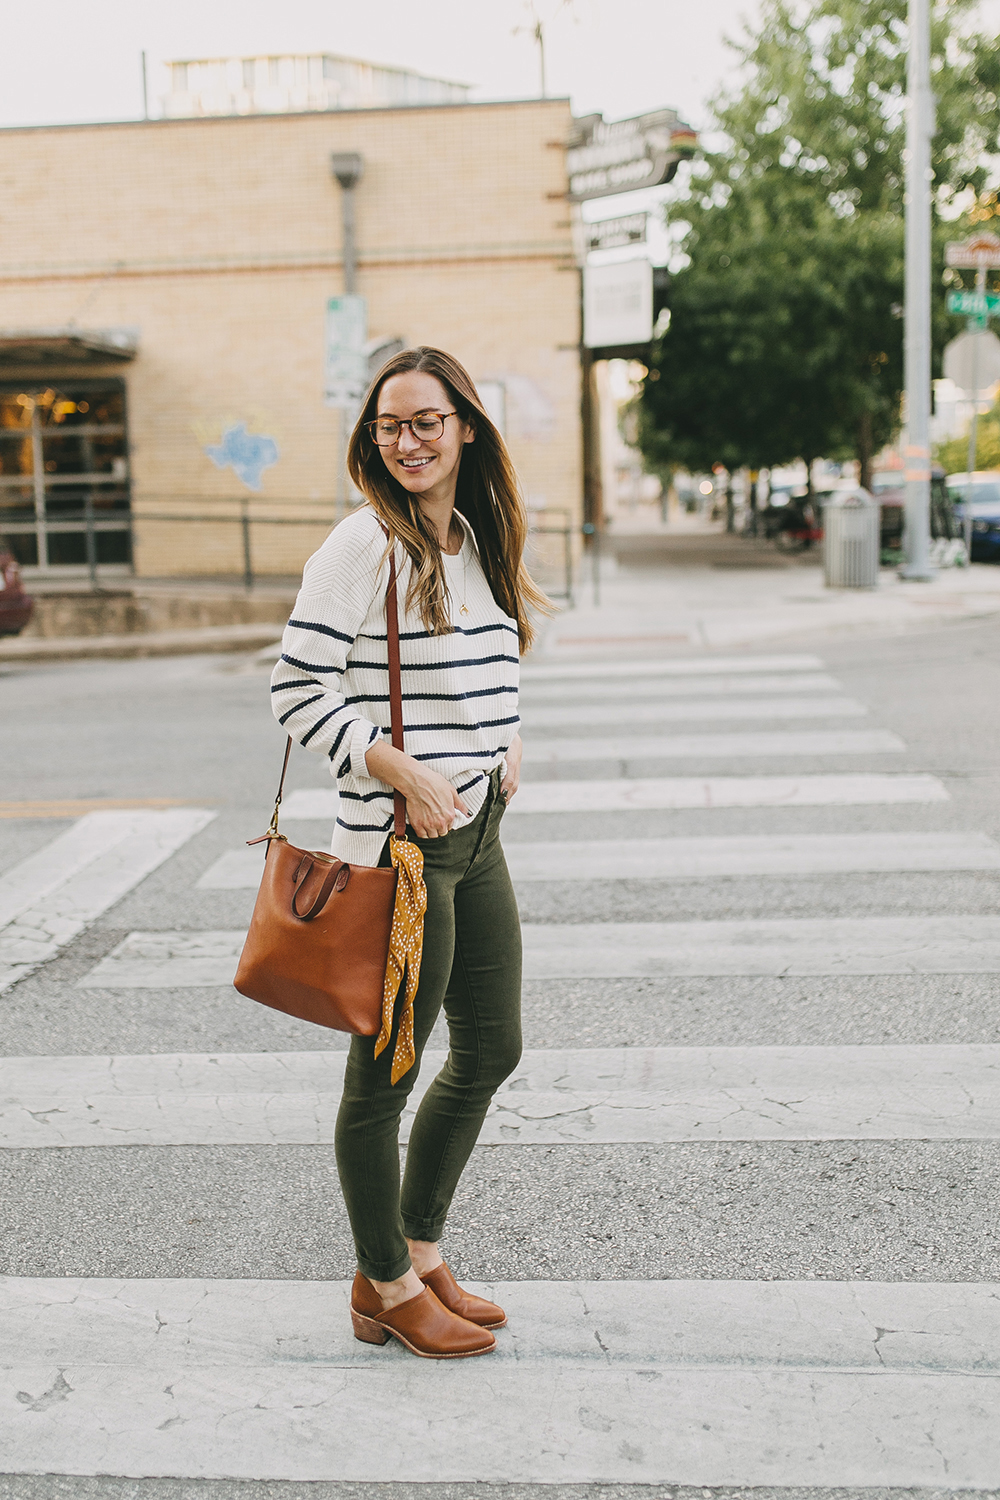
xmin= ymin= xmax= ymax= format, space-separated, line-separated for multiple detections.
xmin=270 ymin=512 xmax=386 ymax=776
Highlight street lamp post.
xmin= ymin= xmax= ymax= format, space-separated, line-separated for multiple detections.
xmin=330 ymin=153 xmax=364 ymax=296
xmin=901 ymin=0 xmax=935 ymax=579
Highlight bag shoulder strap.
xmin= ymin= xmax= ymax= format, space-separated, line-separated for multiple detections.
xmin=271 ymin=522 xmax=407 ymax=841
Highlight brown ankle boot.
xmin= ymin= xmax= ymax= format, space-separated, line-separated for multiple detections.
xmin=420 ymin=1261 xmax=507 ymax=1329
xmin=350 ymin=1271 xmax=496 ymax=1359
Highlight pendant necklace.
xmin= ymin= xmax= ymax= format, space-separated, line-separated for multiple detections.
xmin=448 ymin=520 xmax=470 ymax=615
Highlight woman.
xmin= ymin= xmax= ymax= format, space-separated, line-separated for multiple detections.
xmin=270 ymin=347 xmax=548 ymax=1358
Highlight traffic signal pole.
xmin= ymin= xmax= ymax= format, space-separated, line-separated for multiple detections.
xmin=901 ymin=0 xmax=936 ymax=579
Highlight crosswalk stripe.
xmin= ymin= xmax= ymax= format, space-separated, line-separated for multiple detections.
xmin=521 ymin=695 xmax=867 ymax=729
xmin=6 ymin=1043 xmax=1000 ymax=1146
xmin=520 ymin=728 xmax=906 ymax=763
xmin=202 ymin=826 xmax=989 ymax=890
xmin=1 ymin=1277 xmax=996 ymax=1485
xmin=280 ymin=773 xmax=947 ymax=821
xmin=506 ymin=831 xmax=1000 ymax=881
xmin=0 ymin=810 xmax=216 ymax=993
xmin=519 ymin=671 xmax=843 ymax=702
xmin=77 ymin=915 xmax=1000 ymax=989
xmin=520 ymin=653 xmax=824 ymax=681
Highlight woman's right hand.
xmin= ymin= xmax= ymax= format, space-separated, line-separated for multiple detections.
xmin=403 ymin=766 xmax=470 ymax=839
xmin=364 ymin=740 xmax=468 ymax=838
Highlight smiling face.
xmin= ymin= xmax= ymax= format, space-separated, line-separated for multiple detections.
xmin=375 ymin=370 xmax=475 ymax=505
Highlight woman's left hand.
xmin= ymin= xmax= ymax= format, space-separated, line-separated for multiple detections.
xmin=500 ymin=733 xmax=522 ymax=803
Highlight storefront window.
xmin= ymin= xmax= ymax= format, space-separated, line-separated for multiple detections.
xmin=0 ymin=379 xmax=131 ymax=570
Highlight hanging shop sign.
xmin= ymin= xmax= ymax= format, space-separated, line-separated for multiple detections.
xmin=567 ymin=110 xmax=698 ymax=203
xmin=586 ymin=213 xmax=648 ymax=253
xmin=583 ymin=259 xmax=653 ymax=348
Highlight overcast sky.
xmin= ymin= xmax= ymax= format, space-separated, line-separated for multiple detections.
xmin=0 ymin=0 xmax=762 ymax=134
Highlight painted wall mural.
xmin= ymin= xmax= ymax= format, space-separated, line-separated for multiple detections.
xmin=203 ymin=422 xmax=279 ymax=491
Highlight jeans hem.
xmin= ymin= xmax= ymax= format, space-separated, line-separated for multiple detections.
xmin=401 ymin=1218 xmax=448 ymax=1243
xmin=357 ymin=1250 xmax=412 ymax=1282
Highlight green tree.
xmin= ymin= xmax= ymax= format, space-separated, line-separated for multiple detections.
xmin=640 ymin=0 xmax=1000 ymax=486
xmin=936 ymin=395 xmax=1000 ymax=474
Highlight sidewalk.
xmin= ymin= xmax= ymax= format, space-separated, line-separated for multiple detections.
xmin=538 ymin=543 xmax=1000 ymax=659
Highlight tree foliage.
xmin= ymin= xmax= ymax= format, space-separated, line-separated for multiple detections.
xmin=639 ymin=0 xmax=1000 ymax=485
xmin=936 ymin=395 xmax=1000 ymax=474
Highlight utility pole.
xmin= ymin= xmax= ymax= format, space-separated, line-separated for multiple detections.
xmin=329 ymin=154 xmax=365 ymax=519
xmin=140 ymin=51 xmax=149 ymax=121
xmin=901 ymin=0 xmax=935 ymax=579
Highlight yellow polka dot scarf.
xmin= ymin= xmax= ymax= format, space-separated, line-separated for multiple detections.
xmin=374 ymin=835 xmax=428 ymax=1084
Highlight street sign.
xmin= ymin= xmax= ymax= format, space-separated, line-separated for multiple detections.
xmin=566 ymin=110 xmax=698 ymax=202
xmin=945 ymin=233 xmax=1000 ymax=270
xmin=583 ymin=260 xmax=653 ymax=347
xmin=586 ymin=213 xmax=648 ymax=253
xmin=324 ymin=295 xmax=368 ymax=409
xmin=946 ymin=289 xmax=1000 ymax=318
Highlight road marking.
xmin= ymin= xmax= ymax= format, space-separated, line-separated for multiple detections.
xmin=1 ymin=1276 xmax=998 ymax=1484
xmin=520 ymin=653 xmax=824 ymax=681
xmin=520 ymin=671 xmax=843 ymax=702
xmin=506 ymin=831 xmax=1000 ymax=881
xmin=0 ymin=798 xmax=190 ymax=820
xmin=520 ymin=729 xmax=906 ymax=763
xmin=8 ymin=1042 xmax=1000 ymax=1146
xmin=522 ymin=695 xmax=867 ymax=729
xmin=78 ymin=913 xmax=998 ymax=990
xmin=0 ymin=810 xmax=216 ymax=993
xmin=509 ymin=773 xmax=948 ymax=812
xmin=279 ymin=774 xmax=947 ymax=822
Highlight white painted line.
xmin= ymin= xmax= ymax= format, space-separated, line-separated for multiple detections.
xmin=520 ymin=671 xmax=843 ymax=702
xmin=522 ymin=695 xmax=867 ymax=729
xmin=520 ymin=653 xmax=824 ymax=681
xmin=506 ymin=831 xmax=1000 ymax=881
xmin=520 ymin=729 xmax=906 ymax=763
xmin=1 ymin=1276 xmax=999 ymax=1484
xmin=78 ymin=912 xmax=998 ymax=991
xmin=0 ymin=810 xmax=216 ymax=993
xmin=196 ymin=847 xmax=265 ymax=890
xmin=520 ymin=916 xmax=1000 ymax=976
xmin=509 ymin=774 xmax=948 ymax=813
xmin=8 ymin=1042 xmax=1000 ymax=1146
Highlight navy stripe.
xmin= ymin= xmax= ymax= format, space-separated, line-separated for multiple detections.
xmin=278 ymin=693 xmax=323 ymax=725
xmin=271 ymin=679 xmax=320 ymax=693
xmin=456 ymin=774 xmax=484 ymax=795
xmin=337 ymin=753 xmax=352 ymax=777
xmin=337 ymin=814 xmax=395 ymax=833
xmin=348 ymin=654 xmax=518 ymax=672
xmin=403 ymin=716 xmax=519 ymax=734
xmin=344 ymin=685 xmax=517 ymax=706
xmin=302 ymin=706 xmax=351 ymax=747
xmin=361 ymin=622 xmax=518 ymax=642
xmin=412 ymin=748 xmax=508 ymax=762
xmin=281 ymin=654 xmax=343 ymax=675
xmin=327 ymin=719 xmax=353 ymax=761
xmin=288 ymin=619 xmax=355 ymax=645
xmin=339 ymin=787 xmax=394 ymax=803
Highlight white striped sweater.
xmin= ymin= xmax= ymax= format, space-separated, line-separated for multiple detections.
xmin=270 ymin=506 xmax=520 ymax=866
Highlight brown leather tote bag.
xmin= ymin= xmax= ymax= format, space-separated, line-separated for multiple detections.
xmin=234 ymin=540 xmax=415 ymax=1039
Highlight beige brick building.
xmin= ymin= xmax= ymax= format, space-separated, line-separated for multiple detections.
xmin=0 ymin=98 xmax=580 ymax=580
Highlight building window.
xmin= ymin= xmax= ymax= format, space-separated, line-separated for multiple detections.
xmin=0 ymin=379 xmax=132 ymax=571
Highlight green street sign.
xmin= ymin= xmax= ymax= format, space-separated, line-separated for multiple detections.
xmin=946 ymin=289 xmax=1000 ymax=317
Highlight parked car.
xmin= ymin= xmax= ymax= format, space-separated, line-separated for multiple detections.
xmin=946 ymin=471 xmax=1000 ymax=562
xmin=0 ymin=546 xmax=33 ymax=635
xmin=872 ymin=466 xmax=959 ymax=563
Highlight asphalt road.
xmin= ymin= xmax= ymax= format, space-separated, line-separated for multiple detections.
xmin=2 ymin=606 xmax=1000 ymax=1499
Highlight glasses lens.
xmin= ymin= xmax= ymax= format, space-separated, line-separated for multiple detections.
xmin=372 ymin=418 xmax=400 ymax=445
xmin=411 ymin=414 xmax=444 ymax=439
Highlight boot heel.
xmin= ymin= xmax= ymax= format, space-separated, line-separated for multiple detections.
xmin=352 ymin=1308 xmax=390 ymax=1345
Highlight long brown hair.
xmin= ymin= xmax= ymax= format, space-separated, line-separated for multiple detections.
xmin=346 ymin=346 xmax=550 ymax=653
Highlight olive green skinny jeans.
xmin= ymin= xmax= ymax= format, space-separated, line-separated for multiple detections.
xmin=334 ymin=769 xmax=523 ymax=1282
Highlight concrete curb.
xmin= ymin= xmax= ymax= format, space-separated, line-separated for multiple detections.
xmin=0 ymin=622 xmax=284 ymax=664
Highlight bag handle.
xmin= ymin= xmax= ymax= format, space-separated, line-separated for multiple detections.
xmin=269 ymin=528 xmax=407 ymax=841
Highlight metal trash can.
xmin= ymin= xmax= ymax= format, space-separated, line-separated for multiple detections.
xmin=822 ymin=488 xmax=880 ymax=588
